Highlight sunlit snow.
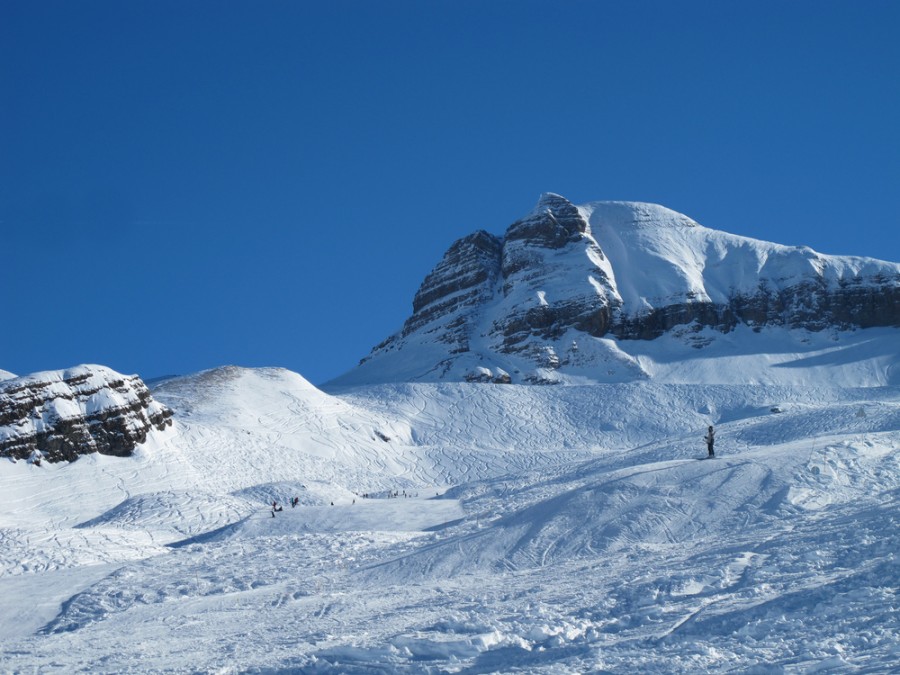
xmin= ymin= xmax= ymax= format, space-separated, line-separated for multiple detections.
xmin=2 ymin=336 xmax=899 ymax=672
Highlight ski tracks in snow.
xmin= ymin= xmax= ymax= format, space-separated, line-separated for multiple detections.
xmin=2 ymin=375 xmax=899 ymax=672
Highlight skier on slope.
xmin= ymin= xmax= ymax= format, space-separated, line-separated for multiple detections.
xmin=705 ymin=425 xmax=715 ymax=458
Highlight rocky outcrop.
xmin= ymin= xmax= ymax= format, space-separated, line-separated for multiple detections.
xmin=340 ymin=193 xmax=900 ymax=385
xmin=368 ymin=230 xmax=503 ymax=359
xmin=494 ymin=194 xmax=618 ymax=353
xmin=0 ymin=365 xmax=173 ymax=463
xmin=613 ymin=278 xmax=900 ymax=340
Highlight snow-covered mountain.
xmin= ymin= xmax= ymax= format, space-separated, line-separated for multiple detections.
xmin=2 ymin=195 xmax=899 ymax=671
xmin=331 ymin=193 xmax=900 ymax=386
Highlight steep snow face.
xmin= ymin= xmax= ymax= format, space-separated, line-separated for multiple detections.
xmin=333 ymin=194 xmax=900 ymax=386
xmin=0 ymin=365 xmax=173 ymax=462
xmin=0 ymin=370 xmax=16 ymax=381
xmin=581 ymin=200 xmax=895 ymax=309
xmin=577 ymin=200 xmax=703 ymax=310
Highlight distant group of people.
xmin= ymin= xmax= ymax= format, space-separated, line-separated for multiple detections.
xmin=354 ymin=490 xmax=418 ymax=499
xmin=268 ymin=488 xmax=423 ymax=516
xmin=271 ymin=497 xmax=301 ymax=516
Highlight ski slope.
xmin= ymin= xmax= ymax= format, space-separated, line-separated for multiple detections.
xmin=1 ymin=355 xmax=899 ymax=672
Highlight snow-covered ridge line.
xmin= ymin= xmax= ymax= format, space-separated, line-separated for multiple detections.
xmin=578 ymin=198 xmax=898 ymax=304
xmin=335 ymin=193 xmax=900 ymax=386
xmin=0 ymin=364 xmax=173 ymax=463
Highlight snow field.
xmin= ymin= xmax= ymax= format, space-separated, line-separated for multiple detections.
xmin=0 ymin=365 xmax=898 ymax=672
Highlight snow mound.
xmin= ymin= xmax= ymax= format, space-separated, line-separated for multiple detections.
xmin=75 ymin=490 xmax=256 ymax=538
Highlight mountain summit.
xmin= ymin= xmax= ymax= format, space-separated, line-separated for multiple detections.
xmin=332 ymin=193 xmax=900 ymax=386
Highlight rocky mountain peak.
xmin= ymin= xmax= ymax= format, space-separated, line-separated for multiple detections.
xmin=505 ymin=192 xmax=588 ymax=250
xmin=333 ymin=194 xmax=900 ymax=387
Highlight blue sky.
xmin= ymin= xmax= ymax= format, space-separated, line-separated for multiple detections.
xmin=2 ymin=1 xmax=899 ymax=385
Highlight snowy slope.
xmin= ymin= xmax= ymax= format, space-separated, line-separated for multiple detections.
xmin=335 ymin=324 xmax=900 ymax=390
xmin=579 ymin=200 xmax=892 ymax=308
xmin=1 ymin=355 xmax=899 ymax=671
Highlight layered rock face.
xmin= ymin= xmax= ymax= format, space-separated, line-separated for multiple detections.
xmin=399 ymin=230 xmax=503 ymax=353
xmin=0 ymin=365 xmax=173 ymax=463
xmin=494 ymin=193 xmax=618 ymax=353
xmin=346 ymin=193 xmax=900 ymax=385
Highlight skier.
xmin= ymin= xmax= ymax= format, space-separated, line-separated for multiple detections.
xmin=705 ymin=425 xmax=715 ymax=458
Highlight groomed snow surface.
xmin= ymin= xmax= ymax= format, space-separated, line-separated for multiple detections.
xmin=1 ymin=354 xmax=899 ymax=673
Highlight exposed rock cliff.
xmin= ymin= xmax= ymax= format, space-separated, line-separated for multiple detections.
xmin=335 ymin=193 xmax=900 ymax=386
xmin=396 ymin=229 xmax=503 ymax=354
xmin=0 ymin=365 xmax=173 ymax=463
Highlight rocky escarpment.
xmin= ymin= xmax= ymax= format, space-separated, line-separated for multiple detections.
xmin=494 ymin=193 xmax=618 ymax=351
xmin=396 ymin=230 xmax=503 ymax=354
xmin=0 ymin=365 xmax=173 ymax=463
xmin=613 ymin=276 xmax=900 ymax=340
xmin=344 ymin=193 xmax=900 ymax=385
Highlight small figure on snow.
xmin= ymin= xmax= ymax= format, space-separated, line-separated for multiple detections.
xmin=705 ymin=425 xmax=715 ymax=458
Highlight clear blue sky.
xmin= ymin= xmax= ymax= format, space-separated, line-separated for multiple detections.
xmin=3 ymin=1 xmax=899 ymax=384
